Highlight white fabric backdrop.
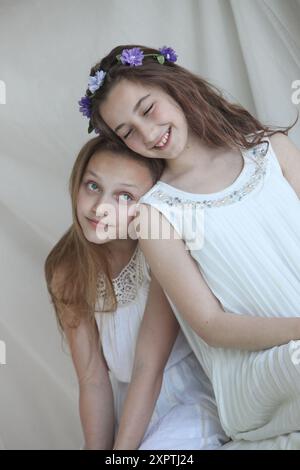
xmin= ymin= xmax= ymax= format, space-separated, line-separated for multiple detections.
xmin=0 ymin=0 xmax=299 ymax=450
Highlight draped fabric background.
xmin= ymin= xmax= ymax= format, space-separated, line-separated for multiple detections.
xmin=0 ymin=0 xmax=299 ymax=450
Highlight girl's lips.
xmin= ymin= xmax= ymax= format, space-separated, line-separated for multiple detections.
xmin=87 ymin=217 xmax=105 ymax=228
xmin=87 ymin=218 xmax=98 ymax=228
xmin=154 ymin=127 xmax=171 ymax=150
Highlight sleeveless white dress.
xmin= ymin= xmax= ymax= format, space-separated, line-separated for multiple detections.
xmin=95 ymin=247 xmax=228 ymax=450
xmin=139 ymin=138 xmax=300 ymax=449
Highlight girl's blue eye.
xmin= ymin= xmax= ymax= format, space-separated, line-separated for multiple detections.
xmin=119 ymin=193 xmax=133 ymax=202
xmin=86 ymin=181 xmax=100 ymax=192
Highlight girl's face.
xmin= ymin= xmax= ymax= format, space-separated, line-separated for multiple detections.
xmin=77 ymin=150 xmax=154 ymax=244
xmin=99 ymin=79 xmax=189 ymax=160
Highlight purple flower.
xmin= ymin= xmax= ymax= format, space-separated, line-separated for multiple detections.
xmin=78 ymin=95 xmax=92 ymax=119
xmin=159 ymin=46 xmax=177 ymax=63
xmin=88 ymin=70 xmax=106 ymax=93
xmin=120 ymin=47 xmax=144 ymax=66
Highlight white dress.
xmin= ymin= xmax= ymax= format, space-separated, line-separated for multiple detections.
xmin=95 ymin=247 xmax=228 ymax=450
xmin=140 ymin=138 xmax=300 ymax=449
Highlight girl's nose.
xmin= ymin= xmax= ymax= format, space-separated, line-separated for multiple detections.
xmin=138 ymin=123 xmax=157 ymax=148
xmin=92 ymin=195 xmax=110 ymax=216
xmin=96 ymin=205 xmax=109 ymax=218
xmin=95 ymin=200 xmax=118 ymax=226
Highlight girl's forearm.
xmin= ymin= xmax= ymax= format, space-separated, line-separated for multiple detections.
xmin=113 ymin=371 xmax=163 ymax=450
xmin=206 ymin=312 xmax=300 ymax=350
xmin=79 ymin=381 xmax=115 ymax=450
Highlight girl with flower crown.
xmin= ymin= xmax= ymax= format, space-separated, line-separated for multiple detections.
xmin=76 ymin=45 xmax=300 ymax=449
xmin=45 ymin=136 xmax=228 ymax=450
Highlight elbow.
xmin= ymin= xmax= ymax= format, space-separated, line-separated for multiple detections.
xmin=78 ymin=366 xmax=110 ymax=389
xmin=131 ymin=359 xmax=164 ymax=384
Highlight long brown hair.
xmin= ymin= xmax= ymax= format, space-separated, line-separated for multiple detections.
xmin=86 ymin=44 xmax=297 ymax=149
xmin=44 ymin=136 xmax=164 ymax=335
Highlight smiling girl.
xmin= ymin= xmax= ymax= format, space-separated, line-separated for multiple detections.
xmin=44 ymin=136 xmax=227 ymax=450
xmin=76 ymin=45 xmax=300 ymax=449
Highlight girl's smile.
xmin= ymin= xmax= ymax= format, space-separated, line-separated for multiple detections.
xmin=99 ymin=80 xmax=189 ymax=160
xmin=153 ymin=127 xmax=171 ymax=149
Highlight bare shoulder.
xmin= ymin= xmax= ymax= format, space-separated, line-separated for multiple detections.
xmin=137 ymin=203 xmax=180 ymax=239
xmin=269 ymin=133 xmax=300 ymax=197
xmin=269 ymin=133 xmax=300 ymax=174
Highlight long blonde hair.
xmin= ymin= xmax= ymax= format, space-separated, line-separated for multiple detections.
xmin=44 ymin=136 xmax=164 ymax=334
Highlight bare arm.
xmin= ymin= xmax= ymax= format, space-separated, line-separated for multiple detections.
xmin=270 ymin=133 xmax=300 ymax=198
xmin=113 ymin=275 xmax=179 ymax=450
xmin=137 ymin=206 xmax=300 ymax=351
xmin=52 ymin=270 xmax=114 ymax=450
xmin=65 ymin=318 xmax=115 ymax=450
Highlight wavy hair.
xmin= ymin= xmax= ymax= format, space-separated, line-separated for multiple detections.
xmin=86 ymin=44 xmax=297 ymax=149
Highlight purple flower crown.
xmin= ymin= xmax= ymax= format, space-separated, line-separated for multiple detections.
xmin=78 ymin=46 xmax=177 ymax=134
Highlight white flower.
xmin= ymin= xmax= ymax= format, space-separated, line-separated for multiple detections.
xmin=88 ymin=70 xmax=106 ymax=93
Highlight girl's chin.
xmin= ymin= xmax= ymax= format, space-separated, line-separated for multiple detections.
xmin=83 ymin=230 xmax=109 ymax=244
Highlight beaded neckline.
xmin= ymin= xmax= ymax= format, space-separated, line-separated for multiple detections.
xmin=149 ymin=142 xmax=269 ymax=209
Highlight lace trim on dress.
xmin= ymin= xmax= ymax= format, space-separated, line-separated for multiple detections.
xmin=150 ymin=142 xmax=269 ymax=208
xmin=96 ymin=247 xmax=145 ymax=306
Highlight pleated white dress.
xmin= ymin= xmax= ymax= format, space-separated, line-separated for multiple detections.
xmin=140 ymin=138 xmax=300 ymax=449
xmin=95 ymin=247 xmax=228 ymax=450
